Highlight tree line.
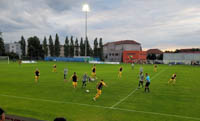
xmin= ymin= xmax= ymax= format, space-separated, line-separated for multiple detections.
xmin=18 ymin=33 xmax=104 ymax=60
xmin=0 ymin=32 xmax=5 ymax=56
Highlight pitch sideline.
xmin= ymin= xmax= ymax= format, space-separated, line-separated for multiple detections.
xmin=0 ymin=93 xmax=200 ymax=120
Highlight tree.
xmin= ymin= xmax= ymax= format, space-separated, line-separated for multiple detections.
xmin=147 ymin=54 xmax=151 ymax=60
xmin=157 ymin=54 xmax=163 ymax=60
xmin=27 ymin=36 xmax=44 ymax=59
xmin=84 ymin=37 xmax=92 ymax=56
xmin=54 ymin=33 xmax=60 ymax=57
xmin=80 ymin=37 xmax=85 ymax=56
xmin=64 ymin=36 xmax=69 ymax=57
xmin=0 ymin=34 xmax=5 ymax=56
xmin=69 ymin=36 xmax=74 ymax=57
xmin=49 ymin=35 xmax=54 ymax=56
xmin=19 ymin=36 xmax=26 ymax=56
xmin=99 ymin=38 xmax=103 ymax=60
xmin=151 ymin=54 xmax=156 ymax=60
xmin=42 ymin=36 xmax=48 ymax=56
xmin=147 ymin=54 xmax=157 ymax=60
xmin=75 ymin=38 xmax=79 ymax=56
xmin=93 ymin=38 xmax=98 ymax=57
xmin=6 ymin=52 xmax=19 ymax=60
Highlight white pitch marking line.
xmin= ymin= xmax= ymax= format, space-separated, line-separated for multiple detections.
xmin=110 ymin=68 xmax=167 ymax=108
xmin=110 ymin=88 xmax=138 ymax=108
xmin=112 ymin=107 xmax=200 ymax=121
xmin=0 ymin=93 xmax=200 ymax=121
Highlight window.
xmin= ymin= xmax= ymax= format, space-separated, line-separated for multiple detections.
xmin=115 ymin=53 xmax=119 ymax=56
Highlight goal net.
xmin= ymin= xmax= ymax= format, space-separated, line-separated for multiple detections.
xmin=0 ymin=56 xmax=9 ymax=64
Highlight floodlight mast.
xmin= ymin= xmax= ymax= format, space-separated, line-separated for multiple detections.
xmin=82 ymin=4 xmax=90 ymax=57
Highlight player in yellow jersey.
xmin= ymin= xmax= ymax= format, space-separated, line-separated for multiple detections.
xmin=91 ymin=64 xmax=96 ymax=79
xmin=168 ymin=73 xmax=176 ymax=85
xmin=154 ymin=64 xmax=157 ymax=72
xmin=35 ymin=68 xmax=40 ymax=83
xmin=18 ymin=59 xmax=22 ymax=66
xmin=93 ymin=79 xmax=107 ymax=101
xmin=118 ymin=66 xmax=123 ymax=78
xmin=52 ymin=64 xmax=57 ymax=72
xmin=70 ymin=72 xmax=78 ymax=88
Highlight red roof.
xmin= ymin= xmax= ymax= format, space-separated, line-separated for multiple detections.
xmin=147 ymin=49 xmax=163 ymax=54
xmin=104 ymin=40 xmax=140 ymax=46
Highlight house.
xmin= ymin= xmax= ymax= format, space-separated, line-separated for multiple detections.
xmin=4 ymin=42 xmax=22 ymax=57
xmin=103 ymin=40 xmax=142 ymax=62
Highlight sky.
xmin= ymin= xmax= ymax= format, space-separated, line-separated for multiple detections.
xmin=0 ymin=0 xmax=200 ymax=51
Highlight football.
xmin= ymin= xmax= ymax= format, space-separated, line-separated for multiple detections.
xmin=86 ymin=90 xmax=90 ymax=93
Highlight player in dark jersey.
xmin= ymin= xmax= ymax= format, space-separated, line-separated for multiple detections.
xmin=52 ymin=64 xmax=57 ymax=72
xmin=70 ymin=72 xmax=78 ymax=88
xmin=93 ymin=79 xmax=107 ymax=101
xmin=91 ymin=64 xmax=96 ymax=79
xmin=118 ymin=66 xmax=123 ymax=78
xmin=35 ymin=68 xmax=40 ymax=83
xmin=168 ymin=73 xmax=176 ymax=85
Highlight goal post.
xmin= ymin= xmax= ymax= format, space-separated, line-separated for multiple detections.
xmin=0 ymin=56 xmax=9 ymax=64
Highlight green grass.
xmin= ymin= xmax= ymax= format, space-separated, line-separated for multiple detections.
xmin=0 ymin=61 xmax=200 ymax=121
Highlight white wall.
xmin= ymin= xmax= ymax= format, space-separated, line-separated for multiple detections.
xmin=163 ymin=53 xmax=200 ymax=64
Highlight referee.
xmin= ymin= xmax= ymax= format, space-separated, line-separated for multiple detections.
xmin=145 ymin=73 xmax=151 ymax=93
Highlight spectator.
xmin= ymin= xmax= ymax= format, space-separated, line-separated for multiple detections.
xmin=54 ymin=117 xmax=66 ymax=121
xmin=0 ymin=108 xmax=5 ymax=121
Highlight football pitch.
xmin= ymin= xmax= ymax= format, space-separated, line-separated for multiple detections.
xmin=0 ymin=61 xmax=200 ymax=121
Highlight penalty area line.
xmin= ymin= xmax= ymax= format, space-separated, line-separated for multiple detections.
xmin=0 ymin=93 xmax=200 ymax=120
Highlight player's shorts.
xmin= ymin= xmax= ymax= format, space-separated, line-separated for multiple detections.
xmin=92 ymin=72 xmax=96 ymax=76
xmin=145 ymin=82 xmax=150 ymax=87
xmin=119 ymin=72 xmax=122 ymax=75
xmin=73 ymin=82 xmax=77 ymax=86
xmin=64 ymin=74 xmax=67 ymax=79
xmin=35 ymin=76 xmax=39 ymax=79
xmin=53 ymin=68 xmax=56 ymax=72
xmin=97 ymin=89 xmax=102 ymax=95
xmin=139 ymin=81 xmax=143 ymax=83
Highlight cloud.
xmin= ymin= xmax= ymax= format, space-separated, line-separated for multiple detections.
xmin=0 ymin=0 xmax=200 ymax=50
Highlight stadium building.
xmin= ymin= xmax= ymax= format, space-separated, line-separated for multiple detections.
xmin=4 ymin=42 xmax=22 ymax=57
xmin=147 ymin=49 xmax=163 ymax=57
xmin=123 ymin=51 xmax=147 ymax=63
xmin=103 ymin=40 xmax=142 ymax=62
xmin=163 ymin=53 xmax=200 ymax=65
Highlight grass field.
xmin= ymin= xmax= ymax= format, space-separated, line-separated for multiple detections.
xmin=0 ymin=61 xmax=200 ymax=121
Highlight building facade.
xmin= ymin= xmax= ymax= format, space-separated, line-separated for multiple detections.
xmin=123 ymin=51 xmax=147 ymax=63
xmin=163 ymin=53 xmax=200 ymax=64
xmin=4 ymin=42 xmax=22 ymax=57
xmin=147 ymin=49 xmax=163 ymax=57
xmin=103 ymin=40 xmax=142 ymax=62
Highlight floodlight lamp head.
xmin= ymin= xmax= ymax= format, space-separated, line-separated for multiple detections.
xmin=82 ymin=4 xmax=90 ymax=12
